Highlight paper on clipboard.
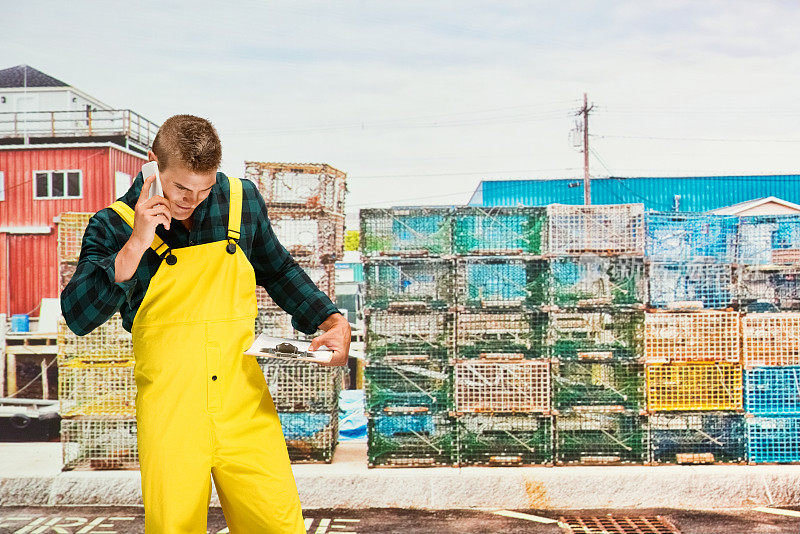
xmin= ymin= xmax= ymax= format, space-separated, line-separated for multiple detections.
xmin=244 ymin=333 xmax=334 ymax=364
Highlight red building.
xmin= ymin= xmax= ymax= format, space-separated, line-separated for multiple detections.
xmin=0 ymin=65 xmax=159 ymax=316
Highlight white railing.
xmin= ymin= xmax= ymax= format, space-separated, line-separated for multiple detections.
xmin=0 ymin=109 xmax=159 ymax=148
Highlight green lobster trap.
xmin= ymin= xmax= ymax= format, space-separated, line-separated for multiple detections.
xmin=365 ymin=362 xmax=451 ymax=415
xmin=364 ymin=257 xmax=455 ymax=309
xmin=548 ymin=311 xmax=643 ymax=361
xmin=452 ymin=206 xmax=546 ymax=255
xmin=364 ymin=308 xmax=453 ymax=364
xmin=555 ymin=411 xmax=647 ymax=465
xmin=455 ymin=413 xmax=553 ymax=466
xmin=548 ymin=256 xmax=646 ymax=309
xmin=368 ymin=412 xmax=456 ymax=467
xmin=360 ymin=207 xmax=453 ymax=256
xmin=553 ymin=361 xmax=645 ymax=413
xmin=454 ymin=256 xmax=549 ymax=309
xmin=455 ymin=309 xmax=547 ymax=360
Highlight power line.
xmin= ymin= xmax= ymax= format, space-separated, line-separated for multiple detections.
xmin=592 ymin=134 xmax=800 ymax=143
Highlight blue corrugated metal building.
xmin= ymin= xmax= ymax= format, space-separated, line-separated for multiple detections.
xmin=469 ymin=175 xmax=800 ymax=211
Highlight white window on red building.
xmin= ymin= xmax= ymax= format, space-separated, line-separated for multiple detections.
xmin=33 ymin=169 xmax=82 ymax=199
xmin=0 ymin=171 xmax=4 ymax=201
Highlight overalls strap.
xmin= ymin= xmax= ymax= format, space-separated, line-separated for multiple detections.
xmin=108 ymin=201 xmax=170 ymax=256
xmin=226 ymin=175 xmax=243 ymax=242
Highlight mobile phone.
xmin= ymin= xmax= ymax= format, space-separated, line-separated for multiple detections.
xmin=142 ymin=161 xmax=163 ymax=199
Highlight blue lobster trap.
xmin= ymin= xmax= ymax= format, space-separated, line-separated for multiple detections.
xmin=745 ymin=366 xmax=800 ymax=416
xmin=645 ymin=212 xmax=739 ymax=263
xmin=739 ymin=215 xmax=800 ymax=265
xmin=648 ymin=262 xmax=735 ymax=310
xmin=747 ymin=416 xmax=800 ymax=463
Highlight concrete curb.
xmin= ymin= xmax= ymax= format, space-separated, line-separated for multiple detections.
xmin=3 ymin=443 xmax=800 ymax=509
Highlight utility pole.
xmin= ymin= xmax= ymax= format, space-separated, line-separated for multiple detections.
xmin=578 ymin=93 xmax=594 ymax=205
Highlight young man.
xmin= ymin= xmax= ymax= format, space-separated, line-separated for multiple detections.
xmin=61 ymin=114 xmax=350 ymax=533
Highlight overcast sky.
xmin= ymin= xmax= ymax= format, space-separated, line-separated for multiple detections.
xmin=5 ymin=1 xmax=800 ymax=228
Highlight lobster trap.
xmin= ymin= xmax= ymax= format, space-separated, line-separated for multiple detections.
xmin=268 ymin=209 xmax=345 ymax=264
xmin=57 ymin=314 xmax=133 ymax=363
xmin=648 ymin=412 xmax=746 ymax=464
xmin=743 ymin=313 xmax=800 ymax=367
xmin=553 ymin=361 xmax=645 ymax=413
xmin=546 ymin=203 xmax=645 ymax=256
xmin=368 ymin=412 xmax=455 ymax=467
xmin=645 ymin=212 xmax=739 ymax=263
xmin=364 ymin=309 xmax=452 ymax=364
xmin=646 ymin=363 xmax=743 ymax=412
xmin=60 ymin=260 xmax=78 ymax=292
xmin=747 ymin=416 xmax=800 ymax=463
xmin=555 ymin=412 xmax=647 ymax=465
xmin=244 ymin=161 xmax=346 ymax=214
xmin=57 ymin=212 xmax=93 ymax=262
xmin=364 ymin=258 xmax=454 ymax=309
xmin=257 ymin=358 xmax=343 ymax=412
xmin=648 ymin=262 xmax=735 ymax=310
xmin=279 ymin=411 xmax=338 ymax=463
xmin=549 ymin=256 xmax=646 ymax=309
xmin=455 ymin=309 xmax=547 ymax=359
xmin=745 ymin=366 xmax=800 ymax=416
xmin=452 ymin=206 xmax=546 ymax=255
xmin=360 ymin=207 xmax=452 ymax=256
xmin=255 ymin=308 xmax=298 ymax=339
xmin=452 ymin=359 xmax=550 ymax=414
xmin=58 ymin=360 xmax=136 ymax=417
xmin=644 ymin=311 xmax=741 ymax=364
xmin=454 ymin=257 xmax=548 ymax=309
xmin=364 ymin=362 xmax=451 ymax=415
xmin=548 ymin=311 xmax=643 ymax=361
xmin=61 ymin=416 xmax=139 ymax=470
xmin=738 ymin=265 xmax=800 ymax=311
xmin=455 ymin=414 xmax=553 ymax=466
xmin=738 ymin=215 xmax=800 ymax=265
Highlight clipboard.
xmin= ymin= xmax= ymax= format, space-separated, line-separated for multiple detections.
xmin=244 ymin=333 xmax=334 ymax=364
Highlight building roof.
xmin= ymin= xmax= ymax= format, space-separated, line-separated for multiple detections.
xmin=710 ymin=196 xmax=800 ymax=216
xmin=0 ymin=65 xmax=68 ymax=88
xmin=470 ymin=174 xmax=800 ymax=212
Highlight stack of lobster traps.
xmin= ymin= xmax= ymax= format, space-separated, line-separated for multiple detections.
xmin=643 ymin=311 xmax=745 ymax=464
xmin=546 ymin=204 xmax=648 ymax=465
xmin=244 ymin=162 xmax=346 ymax=338
xmin=57 ymin=213 xmax=138 ymax=470
xmin=361 ymin=207 xmax=456 ymax=467
xmin=737 ymin=215 xmax=800 ymax=311
xmin=244 ymin=162 xmax=347 ymax=463
xmin=452 ymin=206 xmax=552 ymax=466
xmin=743 ymin=313 xmax=800 ymax=463
xmin=643 ymin=211 xmax=745 ymax=465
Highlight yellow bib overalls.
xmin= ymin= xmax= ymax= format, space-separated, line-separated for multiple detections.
xmin=108 ymin=174 xmax=306 ymax=533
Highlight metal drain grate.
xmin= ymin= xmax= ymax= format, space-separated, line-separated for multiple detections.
xmin=559 ymin=515 xmax=680 ymax=534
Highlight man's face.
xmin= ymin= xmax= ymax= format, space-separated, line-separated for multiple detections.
xmin=147 ymin=151 xmax=216 ymax=221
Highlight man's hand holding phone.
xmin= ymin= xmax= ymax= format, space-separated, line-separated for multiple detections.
xmin=114 ymin=171 xmax=172 ymax=284
xmin=130 ymin=173 xmax=171 ymax=250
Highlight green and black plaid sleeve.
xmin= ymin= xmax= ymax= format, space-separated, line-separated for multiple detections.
xmin=60 ymin=171 xmax=341 ymax=336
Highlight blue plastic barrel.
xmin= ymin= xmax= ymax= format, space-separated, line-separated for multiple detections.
xmin=10 ymin=314 xmax=29 ymax=333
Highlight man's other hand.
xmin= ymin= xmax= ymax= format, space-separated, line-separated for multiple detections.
xmin=309 ymin=313 xmax=351 ymax=367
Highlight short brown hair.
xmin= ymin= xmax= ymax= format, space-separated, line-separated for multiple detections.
xmin=151 ymin=114 xmax=222 ymax=173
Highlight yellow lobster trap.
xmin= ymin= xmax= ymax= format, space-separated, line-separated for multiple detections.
xmin=58 ymin=359 xmax=136 ymax=417
xmin=58 ymin=314 xmax=133 ymax=363
xmin=646 ymin=362 xmax=743 ymax=412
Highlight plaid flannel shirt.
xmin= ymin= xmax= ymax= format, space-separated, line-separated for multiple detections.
xmin=60 ymin=171 xmax=341 ymax=336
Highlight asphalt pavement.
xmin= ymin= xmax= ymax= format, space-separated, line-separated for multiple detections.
xmin=2 ymin=506 xmax=800 ymax=533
